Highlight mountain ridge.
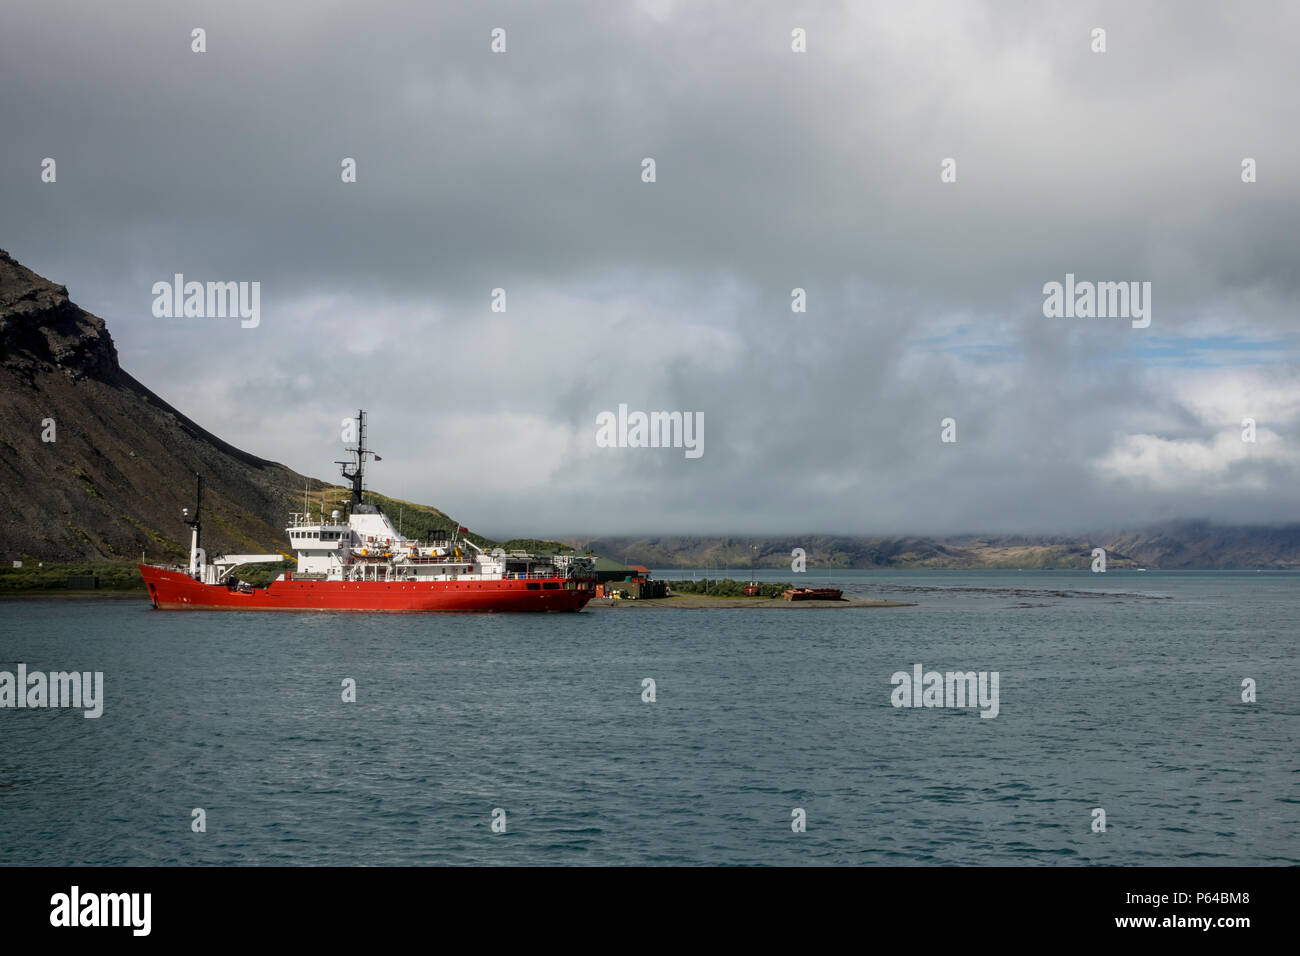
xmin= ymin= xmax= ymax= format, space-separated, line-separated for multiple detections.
xmin=560 ymin=524 xmax=1300 ymax=570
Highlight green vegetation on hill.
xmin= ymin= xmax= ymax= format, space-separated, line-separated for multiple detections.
xmin=0 ymin=561 xmax=145 ymax=593
xmin=306 ymin=488 xmax=574 ymax=554
xmin=0 ymin=559 xmax=298 ymax=593
xmin=498 ymin=539 xmax=581 ymax=553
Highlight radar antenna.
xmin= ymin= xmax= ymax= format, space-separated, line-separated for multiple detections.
xmin=335 ymin=410 xmax=379 ymax=507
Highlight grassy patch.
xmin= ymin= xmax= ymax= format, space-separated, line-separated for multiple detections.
xmin=666 ymin=578 xmax=793 ymax=598
xmin=0 ymin=561 xmax=145 ymax=593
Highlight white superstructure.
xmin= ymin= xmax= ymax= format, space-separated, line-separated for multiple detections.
xmin=283 ymin=503 xmax=593 ymax=584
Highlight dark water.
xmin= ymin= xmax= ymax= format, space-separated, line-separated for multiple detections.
xmin=1 ymin=570 xmax=1295 ymax=865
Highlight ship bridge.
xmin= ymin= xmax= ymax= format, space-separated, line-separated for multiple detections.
xmin=287 ymin=512 xmax=351 ymax=575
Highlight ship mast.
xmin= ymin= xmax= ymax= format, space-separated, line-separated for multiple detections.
xmin=183 ymin=473 xmax=202 ymax=578
xmin=335 ymin=409 xmax=377 ymax=508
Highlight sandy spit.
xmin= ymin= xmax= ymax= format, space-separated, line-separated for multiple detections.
xmin=586 ymin=595 xmax=914 ymax=610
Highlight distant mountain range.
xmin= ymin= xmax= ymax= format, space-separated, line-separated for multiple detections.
xmin=560 ymin=527 xmax=1300 ymax=570
xmin=2 ymin=249 xmax=1297 ymax=569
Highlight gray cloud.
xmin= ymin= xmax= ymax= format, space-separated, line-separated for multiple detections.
xmin=2 ymin=0 xmax=1297 ymax=536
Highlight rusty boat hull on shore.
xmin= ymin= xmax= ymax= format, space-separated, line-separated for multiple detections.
xmin=782 ymin=587 xmax=844 ymax=601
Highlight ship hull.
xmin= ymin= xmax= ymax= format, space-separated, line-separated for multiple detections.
xmin=138 ymin=564 xmax=594 ymax=612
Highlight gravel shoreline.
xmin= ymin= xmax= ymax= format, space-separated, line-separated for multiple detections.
xmin=0 ymin=591 xmax=917 ymax=609
xmin=587 ymin=595 xmax=915 ymax=609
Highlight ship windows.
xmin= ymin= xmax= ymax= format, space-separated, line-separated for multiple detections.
xmin=542 ymin=582 xmax=560 ymax=590
xmin=526 ymin=582 xmax=541 ymax=590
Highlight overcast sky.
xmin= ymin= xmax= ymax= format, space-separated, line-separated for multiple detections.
xmin=3 ymin=0 xmax=1297 ymax=537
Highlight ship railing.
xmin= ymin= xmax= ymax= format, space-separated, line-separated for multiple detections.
xmin=287 ymin=513 xmax=350 ymax=529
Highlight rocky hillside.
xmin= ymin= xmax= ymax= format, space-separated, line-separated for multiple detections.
xmin=0 ymin=250 xmax=453 ymax=562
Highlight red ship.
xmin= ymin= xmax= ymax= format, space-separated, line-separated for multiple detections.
xmin=138 ymin=411 xmax=596 ymax=612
